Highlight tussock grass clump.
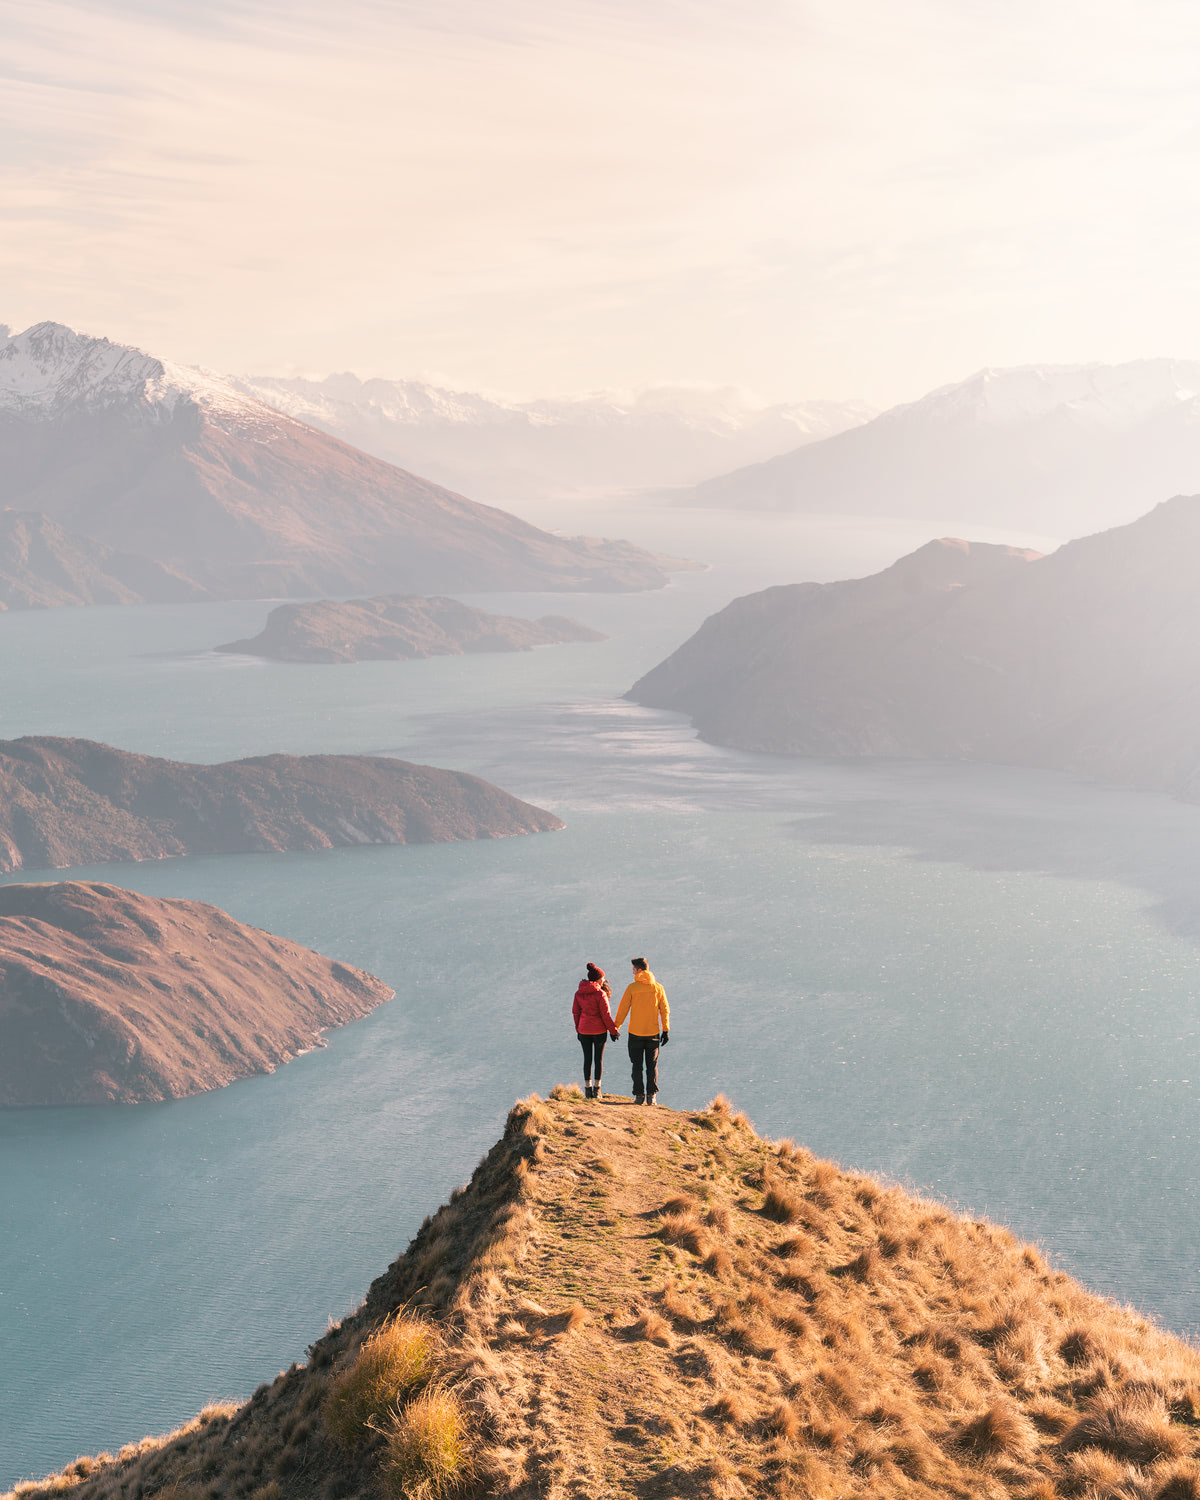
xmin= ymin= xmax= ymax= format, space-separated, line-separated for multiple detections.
xmin=808 ymin=1158 xmax=841 ymax=1203
xmin=703 ymin=1245 xmax=734 ymax=1279
xmin=16 ymin=1091 xmax=1200 ymax=1500
xmin=630 ymin=1308 xmax=674 ymax=1346
xmin=660 ymin=1195 xmax=698 ymax=1217
xmin=709 ymin=1389 xmax=756 ymax=1429
xmin=704 ymin=1203 xmax=733 ymax=1235
xmin=837 ymin=1243 xmax=883 ymax=1282
xmin=1060 ymin=1391 xmax=1184 ymax=1465
xmin=380 ymin=1387 xmax=469 ymax=1499
xmin=954 ymin=1400 xmax=1036 ymax=1459
xmin=761 ymin=1184 xmax=804 ymax=1224
xmin=1061 ymin=1325 xmax=1100 ymax=1367
xmin=777 ymin=1259 xmax=811 ymax=1292
xmin=324 ymin=1316 xmax=439 ymax=1446
xmin=775 ymin=1230 xmax=816 ymax=1259
xmin=657 ymin=1210 xmax=708 ymax=1256
xmin=548 ymin=1083 xmax=583 ymax=1101
xmin=1154 ymin=1466 xmax=1200 ymax=1499
xmin=762 ymin=1400 xmax=801 ymax=1442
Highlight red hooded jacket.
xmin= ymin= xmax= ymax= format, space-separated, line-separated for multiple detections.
xmin=573 ymin=979 xmax=619 ymax=1038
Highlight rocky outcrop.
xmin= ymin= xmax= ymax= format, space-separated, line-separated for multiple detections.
xmin=217 ymin=593 xmax=606 ymax=663
xmin=630 ymin=496 xmax=1200 ymax=800
xmin=0 ymin=881 xmax=393 ymax=1105
xmin=0 ymin=510 xmax=208 ymax=610
xmin=0 ymin=737 xmax=564 ymax=874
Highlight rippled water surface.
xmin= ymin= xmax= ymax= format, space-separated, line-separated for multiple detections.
xmin=2 ymin=507 xmax=1198 ymax=1487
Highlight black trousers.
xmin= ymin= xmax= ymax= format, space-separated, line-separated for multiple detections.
xmin=578 ymin=1033 xmax=608 ymax=1082
xmin=628 ymin=1034 xmax=660 ymax=1097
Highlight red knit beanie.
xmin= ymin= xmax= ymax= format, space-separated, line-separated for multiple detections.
xmin=586 ymin=962 xmax=605 ymax=981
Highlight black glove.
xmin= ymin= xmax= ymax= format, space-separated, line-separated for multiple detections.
xmin=660 ymin=1030 xmax=669 ymax=1045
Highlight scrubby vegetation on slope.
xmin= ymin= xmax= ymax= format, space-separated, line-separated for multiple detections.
xmin=10 ymin=1091 xmax=1200 ymax=1499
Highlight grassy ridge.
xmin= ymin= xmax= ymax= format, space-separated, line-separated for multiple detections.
xmin=9 ymin=1090 xmax=1200 ymax=1499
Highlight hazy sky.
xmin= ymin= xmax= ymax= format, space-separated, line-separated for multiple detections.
xmin=4 ymin=0 xmax=1200 ymax=403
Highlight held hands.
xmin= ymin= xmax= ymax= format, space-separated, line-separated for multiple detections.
xmin=609 ymin=1030 xmax=620 ymax=1041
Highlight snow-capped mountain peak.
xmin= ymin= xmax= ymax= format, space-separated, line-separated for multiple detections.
xmin=0 ymin=322 xmax=283 ymax=430
xmin=230 ymin=370 xmax=874 ymax=501
xmin=905 ymin=360 xmax=1200 ymax=428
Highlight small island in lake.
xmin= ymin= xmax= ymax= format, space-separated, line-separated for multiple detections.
xmin=0 ymin=881 xmax=393 ymax=1106
xmin=0 ymin=736 xmax=564 ymax=874
xmin=216 ymin=592 xmax=606 ymax=664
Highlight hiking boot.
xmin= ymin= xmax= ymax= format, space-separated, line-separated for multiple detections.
xmin=633 ymin=1092 xmax=645 ymax=1106
xmin=647 ymin=1093 xmax=658 ymax=1106
xmin=585 ymin=1084 xmax=596 ymax=1099
xmin=593 ymin=1084 xmax=603 ymax=1099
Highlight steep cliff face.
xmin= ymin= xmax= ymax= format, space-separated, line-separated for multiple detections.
xmin=11 ymin=1093 xmax=1200 ymax=1497
xmin=218 ymin=593 xmax=605 ymax=663
xmin=0 ymin=881 xmax=392 ymax=1106
xmin=630 ymin=497 xmax=1200 ymax=800
xmin=0 ymin=737 xmax=564 ymax=874
xmin=0 ymin=322 xmax=679 ymax=600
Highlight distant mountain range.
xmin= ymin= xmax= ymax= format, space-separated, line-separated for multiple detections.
xmin=232 ymin=371 xmax=873 ymax=505
xmin=688 ymin=361 xmax=1200 ymax=535
xmin=630 ymin=495 xmax=1200 ymax=802
xmin=0 ymin=322 xmax=681 ymax=606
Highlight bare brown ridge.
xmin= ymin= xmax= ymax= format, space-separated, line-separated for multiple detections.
xmin=11 ymin=1092 xmax=1200 ymax=1498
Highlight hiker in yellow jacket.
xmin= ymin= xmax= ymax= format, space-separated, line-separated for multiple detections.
xmin=614 ymin=957 xmax=670 ymax=1105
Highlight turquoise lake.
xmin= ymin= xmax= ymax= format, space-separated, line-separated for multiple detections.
xmin=2 ymin=506 xmax=1198 ymax=1487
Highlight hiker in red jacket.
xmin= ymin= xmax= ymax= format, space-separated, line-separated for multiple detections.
xmin=573 ymin=962 xmax=620 ymax=1100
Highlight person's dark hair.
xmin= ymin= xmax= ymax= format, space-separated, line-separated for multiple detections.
xmin=631 ymin=957 xmax=647 ymax=970
xmin=586 ymin=962 xmax=604 ymax=982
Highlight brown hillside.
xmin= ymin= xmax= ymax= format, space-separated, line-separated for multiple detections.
xmin=0 ymin=326 xmax=677 ymax=598
xmin=630 ymin=497 xmax=1200 ymax=803
xmin=12 ymin=1093 xmax=1200 ymax=1498
xmin=217 ymin=594 xmax=605 ymax=664
xmin=0 ymin=737 xmax=564 ymax=874
xmin=0 ymin=881 xmax=392 ymax=1106
xmin=0 ymin=510 xmax=209 ymax=610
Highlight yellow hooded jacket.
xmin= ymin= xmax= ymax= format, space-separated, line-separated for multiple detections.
xmin=615 ymin=969 xmax=670 ymax=1037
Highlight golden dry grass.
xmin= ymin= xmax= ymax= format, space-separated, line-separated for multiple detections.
xmin=379 ymin=1386 xmax=469 ymax=1498
xmin=323 ymin=1314 xmax=439 ymax=1445
xmin=11 ymin=1089 xmax=1200 ymax=1500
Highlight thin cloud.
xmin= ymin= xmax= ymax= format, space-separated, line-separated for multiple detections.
xmin=3 ymin=0 xmax=1200 ymax=401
